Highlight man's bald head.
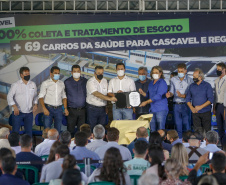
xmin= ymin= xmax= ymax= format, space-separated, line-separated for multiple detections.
xmin=136 ymin=127 xmax=148 ymax=138
xmin=48 ymin=128 xmax=59 ymax=140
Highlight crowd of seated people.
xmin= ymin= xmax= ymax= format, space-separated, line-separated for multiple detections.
xmin=0 ymin=125 xmax=226 ymax=185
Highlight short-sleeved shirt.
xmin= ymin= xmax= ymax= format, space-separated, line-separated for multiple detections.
xmin=35 ymin=139 xmax=56 ymax=156
xmin=86 ymin=76 xmax=108 ymax=106
xmin=124 ymin=158 xmax=150 ymax=176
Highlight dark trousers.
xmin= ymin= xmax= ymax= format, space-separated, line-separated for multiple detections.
xmin=87 ymin=104 xmax=106 ymax=131
xmin=216 ymin=103 xmax=225 ymax=139
xmin=192 ymin=111 xmax=211 ymax=133
xmin=67 ymin=107 xmax=86 ymax=137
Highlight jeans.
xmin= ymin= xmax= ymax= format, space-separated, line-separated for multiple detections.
xmin=150 ymin=110 xmax=168 ymax=131
xmin=12 ymin=112 xmax=33 ymax=136
xmin=192 ymin=111 xmax=211 ymax=133
xmin=44 ymin=105 xmax=63 ymax=134
xmin=173 ymin=104 xmax=191 ymax=138
xmin=112 ymin=104 xmax=133 ymax=120
xmin=87 ymin=104 xmax=106 ymax=131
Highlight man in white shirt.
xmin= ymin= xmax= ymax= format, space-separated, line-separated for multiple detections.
xmin=86 ymin=66 xmax=117 ymax=130
xmin=39 ymin=66 xmax=68 ymax=133
xmin=7 ymin=67 xmax=38 ymax=136
xmin=86 ymin=124 xmax=107 ymax=151
xmin=95 ymin=127 xmax=132 ymax=160
xmin=214 ymin=63 xmax=226 ymax=142
xmin=108 ymin=63 xmax=136 ymax=120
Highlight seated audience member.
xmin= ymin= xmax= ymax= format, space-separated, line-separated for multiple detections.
xmin=60 ymin=131 xmax=72 ymax=151
xmin=149 ymin=131 xmax=169 ymax=160
xmin=88 ymin=147 xmax=132 ymax=185
xmin=16 ymin=134 xmax=43 ymax=171
xmin=124 ymin=140 xmax=150 ymax=175
xmin=138 ymin=173 xmax=159 ymax=185
xmin=127 ymin=127 xmax=148 ymax=155
xmin=183 ymin=130 xmax=193 ymax=147
xmin=95 ymin=127 xmax=132 ymax=160
xmin=46 ymin=141 xmax=62 ymax=164
xmin=160 ymin=158 xmax=191 ymax=185
xmin=35 ymin=128 xmax=59 ymax=156
xmin=167 ymin=130 xmax=182 ymax=146
xmin=70 ymin=132 xmax=100 ymax=163
xmin=49 ymin=154 xmax=87 ymax=185
xmin=146 ymin=144 xmax=166 ymax=180
xmin=203 ymin=131 xmax=221 ymax=153
xmin=8 ymin=132 xmax=21 ymax=154
xmin=86 ymin=124 xmax=107 ymax=151
xmin=0 ymin=156 xmax=29 ymax=185
xmin=171 ymin=143 xmax=189 ymax=176
xmin=158 ymin=129 xmax=172 ymax=152
xmin=80 ymin=124 xmax=93 ymax=143
xmin=0 ymin=127 xmax=10 ymax=149
xmin=194 ymin=128 xmax=206 ymax=148
xmin=62 ymin=169 xmax=82 ymax=185
xmin=40 ymin=144 xmax=70 ymax=182
xmin=197 ymin=175 xmax=219 ymax=185
xmin=186 ymin=134 xmax=207 ymax=161
xmin=188 ymin=152 xmax=226 ymax=185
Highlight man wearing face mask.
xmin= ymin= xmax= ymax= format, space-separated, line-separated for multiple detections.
xmin=134 ymin=67 xmax=151 ymax=118
xmin=86 ymin=66 xmax=117 ymax=130
xmin=108 ymin=63 xmax=136 ymax=120
xmin=39 ymin=66 xmax=68 ymax=133
xmin=214 ymin=63 xmax=226 ymax=142
xmin=166 ymin=63 xmax=193 ymax=138
xmin=7 ymin=67 xmax=38 ymax=136
xmin=64 ymin=65 xmax=87 ymax=137
xmin=186 ymin=68 xmax=214 ymax=133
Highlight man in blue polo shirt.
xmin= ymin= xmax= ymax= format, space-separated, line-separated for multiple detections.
xmin=186 ymin=68 xmax=214 ymax=133
xmin=64 ymin=64 xmax=87 ymax=137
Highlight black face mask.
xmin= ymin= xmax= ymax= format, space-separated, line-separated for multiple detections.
xmin=193 ymin=78 xmax=199 ymax=83
xmin=96 ymin=74 xmax=103 ymax=80
xmin=24 ymin=75 xmax=30 ymax=81
xmin=216 ymin=70 xmax=222 ymax=76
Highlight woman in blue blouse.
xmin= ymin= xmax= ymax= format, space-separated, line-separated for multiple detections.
xmin=139 ymin=66 xmax=168 ymax=131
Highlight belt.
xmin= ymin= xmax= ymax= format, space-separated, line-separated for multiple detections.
xmin=69 ymin=107 xmax=85 ymax=110
xmin=46 ymin=104 xmax=62 ymax=109
xmin=174 ymin=102 xmax=186 ymax=105
xmin=88 ymin=104 xmax=105 ymax=109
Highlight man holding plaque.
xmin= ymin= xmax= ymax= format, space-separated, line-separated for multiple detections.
xmin=108 ymin=63 xmax=136 ymax=120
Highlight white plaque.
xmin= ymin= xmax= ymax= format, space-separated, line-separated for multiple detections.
xmin=129 ymin=92 xmax=141 ymax=107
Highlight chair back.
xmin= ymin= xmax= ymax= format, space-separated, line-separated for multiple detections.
xmin=17 ymin=164 xmax=39 ymax=183
xmin=35 ymin=113 xmax=44 ymax=127
xmin=41 ymin=155 xmax=49 ymax=161
xmin=130 ymin=175 xmax=140 ymax=185
xmin=88 ymin=182 xmax=115 ymax=185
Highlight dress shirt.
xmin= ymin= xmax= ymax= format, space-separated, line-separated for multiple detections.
xmin=186 ymin=81 xmax=214 ymax=113
xmin=34 ymin=139 xmax=49 ymax=154
xmin=170 ymin=75 xmax=193 ymax=103
xmin=86 ymin=76 xmax=108 ymax=106
xmin=39 ymin=78 xmax=66 ymax=106
xmin=35 ymin=139 xmax=56 ymax=156
xmin=146 ymin=78 xmax=168 ymax=113
xmin=7 ymin=79 xmax=38 ymax=113
xmin=11 ymin=146 xmax=21 ymax=154
xmin=124 ymin=158 xmax=150 ymax=176
xmin=135 ymin=79 xmax=151 ymax=114
xmin=95 ymin=141 xmax=132 ymax=161
xmin=215 ymin=76 xmax=226 ymax=104
xmin=108 ymin=75 xmax=136 ymax=93
xmin=172 ymin=138 xmax=182 ymax=146
xmin=0 ymin=139 xmax=11 ymax=149
xmin=203 ymin=144 xmax=221 ymax=153
xmin=127 ymin=138 xmax=148 ymax=155
xmin=64 ymin=77 xmax=87 ymax=108
xmin=86 ymin=139 xmax=107 ymax=151
xmin=0 ymin=174 xmax=29 ymax=185
xmin=70 ymin=146 xmax=100 ymax=160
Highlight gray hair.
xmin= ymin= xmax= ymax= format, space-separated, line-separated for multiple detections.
xmin=138 ymin=173 xmax=159 ymax=185
xmin=194 ymin=68 xmax=205 ymax=80
xmin=206 ymin=130 xmax=219 ymax=144
xmin=138 ymin=66 xmax=148 ymax=74
xmin=93 ymin=124 xmax=105 ymax=139
xmin=0 ymin=127 xmax=10 ymax=139
xmin=197 ymin=175 xmax=219 ymax=185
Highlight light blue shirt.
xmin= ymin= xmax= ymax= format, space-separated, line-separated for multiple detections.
xmin=203 ymin=144 xmax=221 ymax=153
xmin=70 ymin=146 xmax=100 ymax=161
xmin=124 ymin=158 xmax=150 ymax=175
xmin=170 ymin=75 xmax=193 ymax=103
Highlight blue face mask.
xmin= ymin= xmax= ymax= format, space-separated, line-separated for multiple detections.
xmin=139 ymin=75 xmax=146 ymax=81
xmin=178 ymin=73 xmax=185 ymax=78
xmin=53 ymin=74 xmax=60 ymax=80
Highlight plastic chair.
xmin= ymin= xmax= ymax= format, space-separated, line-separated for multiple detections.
xmin=88 ymin=182 xmax=115 ymax=185
xmin=201 ymin=164 xmax=210 ymax=173
xmin=33 ymin=183 xmax=49 ymax=185
xmin=33 ymin=113 xmax=45 ymax=146
xmin=17 ymin=165 xmax=39 ymax=183
xmin=77 ymin=163 xmax=97 ymax=171
xmin=130 ymin=175 xmax=140 ymax=185
xmin=41 ymin=155 xmax=49 ymax=161
xmin=62 ymin=115 xmax=67 ymax=126
xmin=179 ymin=175 xmax=188 ymax=181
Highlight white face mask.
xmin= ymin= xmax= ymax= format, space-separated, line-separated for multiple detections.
xmin=152 ymin=74 xmax=159 ymax=80
xmin=117 ymin=70 xmax=125 ymax=77
xmin=73 ymin=72 xmax=81 ymax=79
